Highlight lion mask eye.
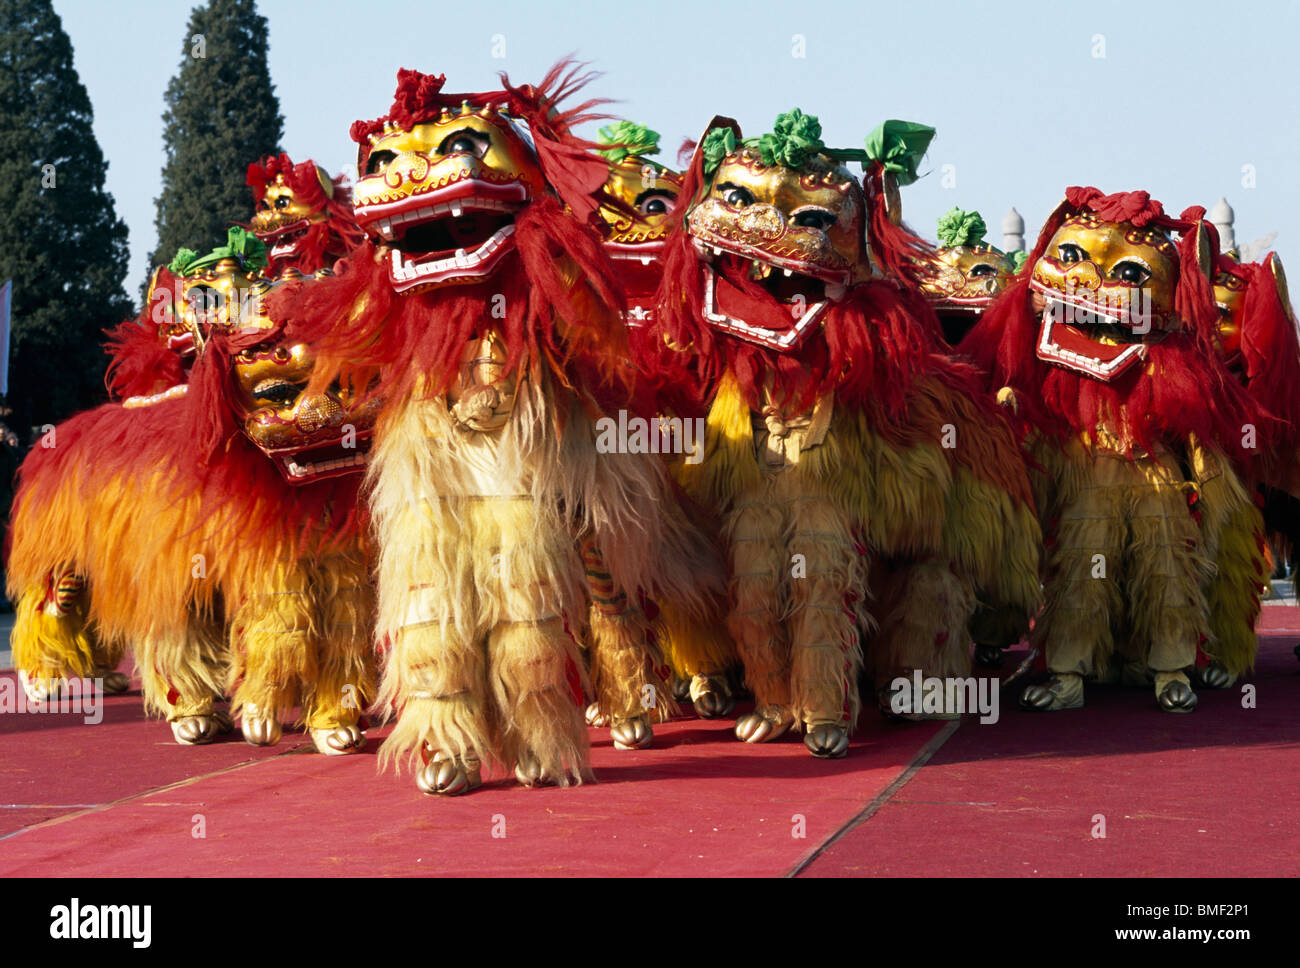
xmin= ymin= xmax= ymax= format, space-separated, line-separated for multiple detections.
xmin=365 ymin=149 xmax=396 ymax=175
xmin=1058 ymin=243 xmax=1086 ymax=264
xmin=438 ymin=128 xmax=491 ymax=158
xmin=636 ymin=189 xmax=675 ymax=216
xmin=1111 ymin=260 xmax=1150 ymax=286
xmin=717 ymin=183 xmax=754 ymax=208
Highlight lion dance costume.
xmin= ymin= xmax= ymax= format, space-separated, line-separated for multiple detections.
xmin=7 ymin=230 xmax=377 ymax=753
xmin=960 ymin=187 xmax=1267 ymax=712
xmin=246 ymin=153 xmax=365 ymax=279
xmin=275 ymin=64 xmax=720 ymax=795
xmin=9 ymin=156 xmax=365 ymax=710
xmin=918 ymin=206 xmax=1019 ymax=347
xmin=639 ymin=111 xmax=1042 ymax=756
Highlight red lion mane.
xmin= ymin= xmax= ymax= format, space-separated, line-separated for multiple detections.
xmin=959 ymin=188 xmax=1265 ymax=463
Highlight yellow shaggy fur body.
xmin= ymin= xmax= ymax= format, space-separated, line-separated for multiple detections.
xmin=1188 ymin=441 xmax=1266 ymax=678
xmin=1028 ymin=436 xmax=1254 ymax=681
xmin=8 ymin=584 xmax=110 ymax=684
xmin=373 ymin=367 xmax=716 ymax=783
xmin=664 ymin=373 xmax=1042 ymax=730
xmin=6 ymin=414 xmax=375 ymax=733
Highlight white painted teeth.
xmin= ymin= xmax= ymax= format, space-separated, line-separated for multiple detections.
xmin=370 ymin=196 xmax=517 ymax=242
xmin=387 ymin=224 xmax=516 ymax=285
xmin=640 ymin=255 xmax=652 ymax=266
xmin=783 ymin=268 xmax=793 ymax=277
xmin=713 ymin=246 xmax=723 ymax=256
xmin=283 ymin=454 xmax=367 ymax=479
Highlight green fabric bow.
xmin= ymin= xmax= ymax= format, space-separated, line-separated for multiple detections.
xmin=598 ymin=121 xmax=662 ymax=163
xmin=701 ymin=126 xmax=737 ymax=177
xmin=936 ymin=207 xmax=988 ymax=249
xmin=863 ymin=120 xmax=936 ymax=186
xmin=168 ymin=226 xmax=268 ymax=277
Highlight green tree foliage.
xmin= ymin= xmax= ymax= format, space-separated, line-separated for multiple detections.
xmin=148 ymin=0 xmax=283 ymax=274
xmin=0 ymin=0 xmax=131 ymax=442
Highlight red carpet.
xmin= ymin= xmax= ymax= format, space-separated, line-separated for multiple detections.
xmin=799 ymin=615 xmax=1300 ymax=876
xmin=0 ymin=674 xmax=943 ymax=876
xmin=3 ymin=610 xmax=1296 ymax=877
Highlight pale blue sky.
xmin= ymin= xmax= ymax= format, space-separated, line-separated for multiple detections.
xmin=50 ymin=0 xmax=1300 ymax=294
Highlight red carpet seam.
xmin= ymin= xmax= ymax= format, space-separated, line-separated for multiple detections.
xmin=784 ymin=718 xmax=962 ymax=877
xmin=0 ymin=744 xmax=309 ymax=844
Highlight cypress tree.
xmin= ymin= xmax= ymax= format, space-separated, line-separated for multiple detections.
xmin=0 ymin=0 xmax=131 ymax=442
xmin=148 ymin=0 xmax=283 ymax=273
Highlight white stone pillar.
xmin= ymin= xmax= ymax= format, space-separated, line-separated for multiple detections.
xmin=1208 ymin=197 xmax=1235 ymax=253
xmin=1001 ymin=207 xmax=1025 ymax=253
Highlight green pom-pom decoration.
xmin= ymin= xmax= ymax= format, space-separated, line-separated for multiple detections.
xmin=863 ymin=119 xmax=936 ymax=186
xmin=702 ymin=126 xmax=737 ymax=176
xmin=936 ymin=207 xmax=988 ymax=249
xmin=598 ymin=121 xmax=661 ymax=164
xmin=167 ymin=247 xmax=199 ymax=276
xmin=1010 ymin=250 xmax=1029 ymax=272
xmin=745 ymin=108 xmax=825 ymax=170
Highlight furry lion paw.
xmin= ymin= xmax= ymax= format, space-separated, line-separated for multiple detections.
xmin=669 ymin=676 xmax=691 ymax=702
xmin=690 ymin=674 xmax=734 ymax=719
xmin=170 ymin=715 xmax=222 ymax=746
xmin=416 ymin=753 xmax=482 ymax=796
xmin=734 ymin=704 xmax=794 ymax=743
xmin=240 ymin=706 xmax=282 ymax=746
xmin=1020 ymin=674 xmax=1084 ymax=712
xmin=1157 ymin=679 xmax=1198 ymax=713
xmin=311 ymin=724 xmax=367 ymax=755
xmin=1194 ymin=663 xmax=1233 ymax=690
xmin=513 ymin=751 xmax=557 ymax=788
xmin=803 ymin=722 xmax=850 ymax=758
xmin=610 ymin=714 xmax=653 ymax=751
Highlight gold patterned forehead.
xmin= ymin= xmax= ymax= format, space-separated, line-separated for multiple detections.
xmin=1061 ymin=213 xmax=1175 ymax=259
xmin=715 ymin=147 xmax=856 ymax=195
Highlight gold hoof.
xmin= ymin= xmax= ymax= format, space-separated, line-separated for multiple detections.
xmin=416 ymin=754 xmax=482 ymax=796
xmin=690 ymin=674 xmax=734 ymax=719
xmin=584 ymin=702 xmax=610 ymax=728
xmin=1195 ymin=663 xmax=1233 ymax=689
xmin=803 ymin=722 xmax=850 ymax=758
xmin=170 ymin=715 xmax=220 ymax=745
xmin=240 ymin=707 xmax=282 ymax=746
xmin=734 ymin=705 xmax=793 ymax=744
xmin=669 ymin=676 xmax=691 ymax=702
xmin=1157 ymin=680 xmax=1197 ymax=713
xmin=311 ymin=725 xmax=366 ymax=755
xmin=514 ymin=752 xmax=555 ymax=787
xmin=610 ymin=715 xmax=653 ymax=751
xmin=1020 ymin=674 xmax=1084 ymax=711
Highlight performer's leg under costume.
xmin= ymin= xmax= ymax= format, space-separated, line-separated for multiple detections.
xmin=302 ymin=551 xmax=375 ymax=754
